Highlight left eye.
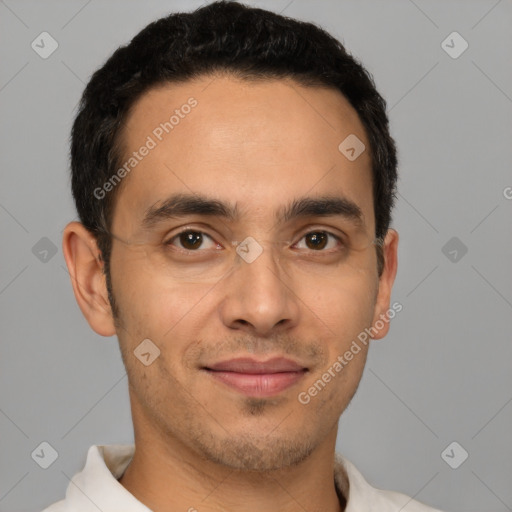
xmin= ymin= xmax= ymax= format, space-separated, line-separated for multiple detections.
xmin=166 ymin=230 xmax=340 ymax=252
xmin=293 ymin=231 xmax=341 ymax=251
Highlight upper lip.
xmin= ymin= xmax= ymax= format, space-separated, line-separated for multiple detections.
xmin=205 ymin=357 xmax=307 ymax=374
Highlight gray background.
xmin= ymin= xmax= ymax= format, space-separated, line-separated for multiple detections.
xmin=1 ymin=0 xmax=511 ymax=511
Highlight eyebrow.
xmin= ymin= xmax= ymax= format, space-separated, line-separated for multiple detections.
xmin=141 ymin=192 xmax=365 ymax=230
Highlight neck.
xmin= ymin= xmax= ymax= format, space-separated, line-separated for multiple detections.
xmin=118 ymin=426 xmax=346 ymax=512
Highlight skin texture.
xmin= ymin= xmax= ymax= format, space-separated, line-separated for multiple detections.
xmin=63 ymin=74 xmax=398 ymax=512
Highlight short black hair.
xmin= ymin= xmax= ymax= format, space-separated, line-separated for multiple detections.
xmin=70 ymin=0 xmax=398 ymax=308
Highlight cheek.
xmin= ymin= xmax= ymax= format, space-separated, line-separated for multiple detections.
xmin=298 ymin=267 xmax=377 ymax=333
xmin=122 ymin=280 xmax=205 ymax=338
xmin=110 ymin=247 xmax=184 ymax=319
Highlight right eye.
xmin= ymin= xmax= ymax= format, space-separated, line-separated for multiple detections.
xmin=165 ymin=229 xmax=222 ymax=253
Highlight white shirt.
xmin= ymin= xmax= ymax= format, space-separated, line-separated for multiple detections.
xmin=42 ymin=444 xmax=444 ymax=511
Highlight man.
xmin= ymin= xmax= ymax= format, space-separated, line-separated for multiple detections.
xmin=47 ymin=1 xmax=444 ymax=510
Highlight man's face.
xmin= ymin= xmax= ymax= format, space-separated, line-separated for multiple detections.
xmin=105 ymin=75 xmax=394 ymax=471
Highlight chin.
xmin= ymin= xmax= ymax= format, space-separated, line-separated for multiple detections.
xmin=193 ymin=429 xmax=317 ymax=472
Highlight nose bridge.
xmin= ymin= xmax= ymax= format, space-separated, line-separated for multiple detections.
xmin=234 ymin=234 xmax=287 ymax=295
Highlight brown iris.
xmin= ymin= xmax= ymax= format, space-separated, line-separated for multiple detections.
xmin=305 ymin=232 xmax=328 ymax=250
xmin=179 ymin=231 xmax=203 ymax=250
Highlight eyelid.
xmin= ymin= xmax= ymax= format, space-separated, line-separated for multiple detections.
xmin=293 ymin=224 xmax=347 ymax=243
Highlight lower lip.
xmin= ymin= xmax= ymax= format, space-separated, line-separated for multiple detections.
xmin=205 ymin=370 xmax=307 ymax=397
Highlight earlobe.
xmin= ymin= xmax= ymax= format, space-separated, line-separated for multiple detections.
xmin=370 ymin=228 xmax=399 ymax=341
xmin=62 ymin=221 xmax=117 ymax=337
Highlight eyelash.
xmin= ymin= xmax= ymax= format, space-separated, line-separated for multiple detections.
xmin=164 ymin=228 xmax=344 ymax=254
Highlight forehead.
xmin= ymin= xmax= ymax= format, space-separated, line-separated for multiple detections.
xmin=113 ymin=74 xmax=374 ymax=233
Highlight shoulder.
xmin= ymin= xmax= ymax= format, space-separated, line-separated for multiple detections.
xmin=41 ymin=500 xmax=65 ymax=512
xmin=372 ymin=488 xmax=445 ymax=511
xmin=335 ymin=454 xmax=445 ymax=512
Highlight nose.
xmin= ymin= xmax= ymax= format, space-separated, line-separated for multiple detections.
xmin=218 ymin=241 xmax=300 ymax=337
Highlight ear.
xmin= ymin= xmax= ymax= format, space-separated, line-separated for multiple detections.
xmin=62 ymin=221 xmax=116 ymax=337
xmin=370 ymin=228 xmax=399 ymax=340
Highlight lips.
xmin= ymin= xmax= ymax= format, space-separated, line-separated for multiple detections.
xmin=206 ymin=357 xmax=306 ymax=374
xmin=203 ymin=357 xmax=308 ymax=397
